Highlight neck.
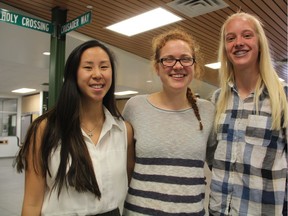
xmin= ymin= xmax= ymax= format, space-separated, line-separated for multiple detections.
xmin=234 ymin=68 xmax=260 ymax=99
xmin=81 ymin=113 xmax=105 ymax=138
xmin=149 ymin=91 xmax=190 ymax=110
xmin=80 ymin=102 xmax=105 ymax=130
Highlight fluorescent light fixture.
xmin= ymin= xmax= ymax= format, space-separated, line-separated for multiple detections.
xmin=12 ymin=88 xmax=36 ymax=94
xmin=205 ymin=62 xmax=221 ymax=69
xmin=106 ymin=7 xmax=182 ymax=36
xmin=115 ymin=90 xmax=138 ymax=96
xmin=43 ymin=51 xmax=50 ymax=55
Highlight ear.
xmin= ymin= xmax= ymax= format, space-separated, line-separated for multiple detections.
xmin=155 ymin=65 xmax=160 ymax=76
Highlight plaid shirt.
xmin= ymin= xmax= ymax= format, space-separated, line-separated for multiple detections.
xmin=209 ymin=83 xmax=288 ymax=216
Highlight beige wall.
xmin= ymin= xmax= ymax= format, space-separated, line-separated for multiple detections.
xmin=116 ymin=99 xmax=128 ymax=113
xmin=21 ymin=93 xmax=40 ymax=114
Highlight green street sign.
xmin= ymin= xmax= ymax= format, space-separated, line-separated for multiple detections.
xmin=61 ymin=11 xmax=91 ymax=35
xmin=0 ymin=8 xmax=52 ymax=34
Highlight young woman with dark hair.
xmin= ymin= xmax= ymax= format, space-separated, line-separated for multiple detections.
xmin=15 ymin=40 xmax=135 ymax=216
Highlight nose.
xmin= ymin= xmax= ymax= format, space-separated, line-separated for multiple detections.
xmin=173 ymin=59 xmax=183 ymax=68
xmin=91 ymin=68 xmax=102 ymax=79
xmin=234 ymin=36 xmax=244 ymax=47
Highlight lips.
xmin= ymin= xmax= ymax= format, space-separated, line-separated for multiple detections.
xmin=169 ymin=74 xmax=186 ymax=78
xmin=90 ymin=84 xmax=104 ymax=89
xmin=233 ymin=50 xmax=248 ymax=56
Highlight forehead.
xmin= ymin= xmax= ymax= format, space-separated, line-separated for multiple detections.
xmin=225 ymin=17 xmax=256 ymax=34
xmin=81 ymin=47 xmax=109 ymax=59
xmin=160 ymin=39 xmax=192 ymax=55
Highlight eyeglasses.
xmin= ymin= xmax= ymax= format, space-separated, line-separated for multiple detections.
xmin=159 ymin=57 xmax=196 ymax=67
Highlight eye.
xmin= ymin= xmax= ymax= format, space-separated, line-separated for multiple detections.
xmin=164 ymin=58 xmax=175 ymax=63
xmin=84 ymin=66 xmax=92 ymax=70
xmin=243 ymin=33 xmax=253 ymax=39
xmin=181 ymin=57 xmax=193 ymax=63
xmin=100 ymin=64 xmax=110 ymax=70
xmin=226 ymin=36 xmax=235 ymax=42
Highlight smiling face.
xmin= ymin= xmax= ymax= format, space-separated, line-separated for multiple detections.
xmin=77 ymin=47 xmax=112 ymax=103
xmin=156 ymin=39 xmax=194 ymax=92
xmin=224 ymin=16 xmax=259 ymax=72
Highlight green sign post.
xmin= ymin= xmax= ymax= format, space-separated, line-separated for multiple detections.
xmin=0 ymin=8 xmax=53 ymax=34
xmin=60 ymin=11 xmax=91 ymax=35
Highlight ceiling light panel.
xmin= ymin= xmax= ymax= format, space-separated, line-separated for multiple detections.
xmin=12 ymin=88 xmax=36 ymax=94
xmin=205 ymin=62 xmax=221 ymax=69
xmin=106 ymin=7 xmax=182 ymax=36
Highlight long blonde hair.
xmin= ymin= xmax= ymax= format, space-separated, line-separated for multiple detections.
xmin=215 ymin=12 xmax=287 ymax=130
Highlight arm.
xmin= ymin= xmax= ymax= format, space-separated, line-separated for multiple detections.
xmin=206 ymin=100 xmax=218 ymax=170
xmin=125 ymin=121 xmax=135 ymax=184
xmin=284 ymin=127 xmax=287 ymax=215
xmin=206 ymin=130 xmax=217 ymax=170
xmin=21 ymin=121 xmax=46 ymax=216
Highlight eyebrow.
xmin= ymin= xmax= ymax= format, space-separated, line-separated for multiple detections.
xmin=83 ymin=61 xmax=94 ymax=64
xmin=82 ymin=60 xmax=110 ymax=64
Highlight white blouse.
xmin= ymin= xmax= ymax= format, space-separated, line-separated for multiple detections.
xmin=41 ymin=107 xmax=128 ymax=216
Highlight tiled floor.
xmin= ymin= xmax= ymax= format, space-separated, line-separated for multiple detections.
xmin=0 ymin=157 xmax=24 ymax=216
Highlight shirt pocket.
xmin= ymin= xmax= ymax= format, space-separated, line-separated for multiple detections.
xmin=245 ymin=115 xmax=272 ymax=147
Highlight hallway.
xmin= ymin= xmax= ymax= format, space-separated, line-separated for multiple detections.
xmin=0 ymin=157 xmax=23 ymax=216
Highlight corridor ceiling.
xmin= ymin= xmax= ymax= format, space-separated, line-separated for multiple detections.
xmin=0 ymin=0 xmax=287 ymax=96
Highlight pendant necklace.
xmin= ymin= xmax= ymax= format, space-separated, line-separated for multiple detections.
xmin=82 ymin=124 xmax=97 ymax=138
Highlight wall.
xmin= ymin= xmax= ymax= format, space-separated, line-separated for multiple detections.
xmin=116 ymin=99 xmax=128 ymax=113
xmin=21 ymin=94 xmax=40 ymax=114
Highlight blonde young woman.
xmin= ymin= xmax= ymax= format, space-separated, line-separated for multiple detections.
xmin=209 ymin=12 xmax=288 ymax=216
xmin=123 ymin=29 xmax=216 ymax=215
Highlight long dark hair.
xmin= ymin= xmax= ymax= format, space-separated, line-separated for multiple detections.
xmin=15 ymin=40 xmax=122 ymax=198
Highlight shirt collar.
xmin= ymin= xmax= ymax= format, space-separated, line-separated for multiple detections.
xmin=102 ymin=106 xmax=123 ymax=133
xmin=81 ymin=106 xmax=123 ymax=139
xmin=227 ymin=80 xmax=268 ymax=97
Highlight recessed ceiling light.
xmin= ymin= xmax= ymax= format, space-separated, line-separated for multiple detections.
xmin=114 ymin=90 xmax=138 ymax=96
xmin=146 ymin=80 xmax=152 ymax=83
xmin=12 ymin=88 xmax=36 ymax=94
xmin=106 ymin=7 xmax=182 ymax=36
xmin=205 ymin=62 xmax=221 ymax=69
xmin=43 ymin=52 xmax=50 ymax=55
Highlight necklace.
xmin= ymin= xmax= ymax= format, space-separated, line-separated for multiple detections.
xmin=81 ymin=124 xmax=97 ymax=138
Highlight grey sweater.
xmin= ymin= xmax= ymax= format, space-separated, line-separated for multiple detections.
xmin=123 ymin=95 xmax=216 ymax=216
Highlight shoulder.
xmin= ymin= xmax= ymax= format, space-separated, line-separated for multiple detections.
xmin=124 ymin=121 xmax=133 ymax=135
xmin=197 ymin=98 xmax=215 ymax=110
xmin=123 ymin=95 xmax=148 ymax=115
xmin=125 ymin=95 xmax=147 ymax=105
xmin=35 ymin=118 xmax=47 ymax=139
xmin=211 ymin=88 xmax=221 ymax=104
xmin=124 ymin=121 xmax=134 ymax=147
xmin=283 ymin=83 xmax=288 ymax=98
xmin=28 ymin=115 xmax=47 ymax=137
xmin=25 ymin=117 xmax=47 ymax=150
xmin=197 ymin=98 xmax=216 ymax=122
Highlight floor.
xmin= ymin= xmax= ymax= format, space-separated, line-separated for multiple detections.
xmin=0 ymin=157 xmax=24 ymax=216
